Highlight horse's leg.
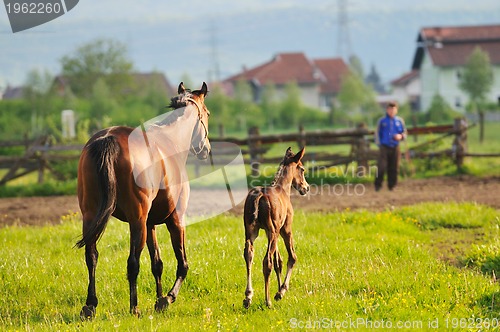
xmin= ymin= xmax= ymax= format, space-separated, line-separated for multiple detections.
xmin=275 ymin=223 xmax=297 ymax=301
xmin=162 ymin=212 xmax=188 ymax=305
xmin=80 ymin=214 xmax=98 ymax=320
xmin=127 ymin=220 xmax=147 ymax=316
xmin=243 ymin=224 xmax=259 ymax=309
xmin=273 ymin=246 xmax=283 ymax=295
xmin=263 ymin=230 xmax=279 ymax=308
xmin=146 ymin=225 xmax=167 ymax=312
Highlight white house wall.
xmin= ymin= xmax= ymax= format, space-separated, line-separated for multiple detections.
xmin=420 ymin=52 xmax=439 ymax=112
xmin=421 ymin=49 xmax=500 ymax=113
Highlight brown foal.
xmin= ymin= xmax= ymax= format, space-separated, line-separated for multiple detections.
xmin=243 ymin=147 xmax=309 ymax=308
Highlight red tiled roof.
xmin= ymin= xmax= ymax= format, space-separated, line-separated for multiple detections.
xmin=413 ymin=24 xmax=500 ymax=68
xmin=428 ymin=42 xmax=500 ymax=66
xmin=225 ymin=52 xmax=349 ymax=94
xmin=390 ymin=70 xmax=419 ymax=86
xmin=226 ymin=52 xmax=321 ymax=85
xmin=313 ymin=58 xmax=350 ymax=94
xmin=421 ymin=25 xmax=500 ymax=42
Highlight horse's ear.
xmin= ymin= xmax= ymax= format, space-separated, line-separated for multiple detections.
xmin=178 ymin=82 xmax=186 ymax=94
xmin=292 ymin=147 xmax=305 ymax=163
xmin=285 ymin=147 xmax=294 ymax=158
xmin=200 ymin=82 xmax=208 ymax=97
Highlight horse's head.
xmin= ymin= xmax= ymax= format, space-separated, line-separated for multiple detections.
xmin=283 ymin=147 xmax=310 ymax=195
xmin=177 ymin=82 xmax=211 ymax=160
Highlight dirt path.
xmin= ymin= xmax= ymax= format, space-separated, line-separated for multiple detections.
xmin=0 ymin=176 xmax=499 ymax=227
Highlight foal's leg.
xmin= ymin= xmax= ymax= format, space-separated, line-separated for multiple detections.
xmin=146 ymin=225 xmax=166 ymax=311
xmin=275 ymin=225 xmax=297 ymax=301
xmin=273 ymin=246 xmax=283 ymax=294
xmin=127 ymin=220 xmax=147 ymax=316
xmin=80 ymin=215 xmax=99 ymax=320
xmin=263 ymin=231 xmax=279 ymax=308
xmin=243 ymin=224 xmax=259 ymax=309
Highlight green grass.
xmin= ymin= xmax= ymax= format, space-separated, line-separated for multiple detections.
xmin=1 ymin=203 xmax=500 ymax=331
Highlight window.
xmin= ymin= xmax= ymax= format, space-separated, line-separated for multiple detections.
xmin=455 ymin=97 xmax=462 ymax=108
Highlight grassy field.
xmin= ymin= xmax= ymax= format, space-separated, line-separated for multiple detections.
xmin=1 ymin=203 xmax=500 ymax=331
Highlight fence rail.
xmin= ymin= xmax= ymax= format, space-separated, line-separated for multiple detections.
xmin=0 ymin=118 xmax=497 ymax=186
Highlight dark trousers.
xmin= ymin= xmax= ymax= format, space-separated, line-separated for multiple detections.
xmin=375 ymin=145 xmax=400 ymax=190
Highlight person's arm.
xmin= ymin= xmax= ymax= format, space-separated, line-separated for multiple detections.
xmin=374 ymin=118 xmax=382 ymax=146
xmin=399 ymin=116 xmax=407 ymax=141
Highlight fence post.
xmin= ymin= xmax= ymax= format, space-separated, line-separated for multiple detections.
xmin=453 ymin=118 xmax=467 ymax=170
xmin=218 ymin=124 xmax=225 ymax=138
xmin=248 ymin=126 xmax=261 ymax=177
xmin=298 ymin=125 xmax=306 ymax=149
xmin=355 ymin=123 xmax=369 ymax=176
xmin=37 ymin=136 xmax=50 ymax=184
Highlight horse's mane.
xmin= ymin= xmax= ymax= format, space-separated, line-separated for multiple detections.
xmin=151 ymin=91 xmax=194 ymax=127
xmin=168 ymin=90 xmax=193 ymax=109
xmin=270 ymin=149 xmax=295 ymax=187
xmin=270 ymin=162 xmax=286 ymax=187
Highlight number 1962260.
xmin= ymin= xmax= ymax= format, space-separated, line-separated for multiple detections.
xmin=5 ymin=2 xmax=62 ymax=14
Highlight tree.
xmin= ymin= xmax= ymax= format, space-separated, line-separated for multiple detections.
xmin=60 ymin=38 xmax=133 ymax=98
xmin=348 ymin=55 xmax=364 ymax=79
xmin=280 ymin=82 xmax=304 ymax=127
xmin=426 ymin=94 xmax=458 ymax=124
xmin=24 ymin=69 xmax=55 ymax=136
xmin=365 ymin=64 xmax=385 ymax=94
xmin=89 ymin=78 xmax=117 ymax=130
xmin=260 ymin=82 xmax=279 ymax=130
xmin=233 ymin=79 xmax=263 ymax=130
xmin=337 ymin=72 xmax=380 ymax=126
xmin=459 ymin=47 xmax=494 ymax=143
xmin=204 ymin=84 xmax=230 ymax=134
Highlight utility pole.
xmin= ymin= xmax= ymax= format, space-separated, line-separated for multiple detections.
xmin=336 ymin=0 xmax=352 ymax=60
xmin=209 ymin=20 xmax=221 ymax=83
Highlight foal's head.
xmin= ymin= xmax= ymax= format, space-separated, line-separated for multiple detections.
xmin=170 ymin=82 xmax=211 ymax=160
xmin=280 ymin=147 xmax=310 ymax=195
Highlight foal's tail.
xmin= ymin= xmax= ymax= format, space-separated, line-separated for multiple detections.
xmin=245 ymin=189 xmax=267 ymax=224
xmin=76 ymin=135 xmax=120 ymax=248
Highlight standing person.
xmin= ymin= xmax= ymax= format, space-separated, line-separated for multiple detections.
xmin=374 ymin=101 xmax=407 ymax=191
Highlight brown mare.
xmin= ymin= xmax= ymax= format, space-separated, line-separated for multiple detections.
xmin=76 ymin=82 xmax=211 ymax=319
xmin=243 ymin=147 xmax=309 ymax=308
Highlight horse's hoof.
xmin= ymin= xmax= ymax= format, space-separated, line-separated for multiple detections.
xmin=80 ymin=305 xmax=96 ymax=321
xmin=243 ymin=298 xmax=252 ymax=309
xmin=131 ymin=307 xmax=141 ymax=317
xmin=265 ymin=300 xmax=273 ymax=308
xmin=274 ymin=292 xmax=283 ymax=301
xmin=155 ymin=296 xmax=171 ymax=312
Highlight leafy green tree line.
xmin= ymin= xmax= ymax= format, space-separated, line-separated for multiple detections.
xmin=2 ymin=38 xmax=491 ymax=143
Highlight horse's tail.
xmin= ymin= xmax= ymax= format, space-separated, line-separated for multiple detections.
xmin=76 ymin=135 xmax=120 ymax=248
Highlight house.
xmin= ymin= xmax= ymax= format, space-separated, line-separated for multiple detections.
xmin=411 ymin=24 xmax=500 ymax=112
xmin=52 ymin=72 xmax=175 ymax=98
xmin=223 ymin=52 xmax=350 ymax=111
xmin=2 ymin=85 xmax=26 ymax=100
xmin=389 ymin=70 xmax=420 ymax=111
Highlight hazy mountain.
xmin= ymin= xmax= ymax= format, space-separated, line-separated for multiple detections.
xmin=1 ymin=1 xmax=499 ymax=88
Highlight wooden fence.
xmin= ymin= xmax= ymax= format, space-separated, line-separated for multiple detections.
xmin=0 ymin=118 xmax=496 ymax=186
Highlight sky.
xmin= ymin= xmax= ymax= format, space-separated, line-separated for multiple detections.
xmin=1 ymin=0 xmax=500 ymax=90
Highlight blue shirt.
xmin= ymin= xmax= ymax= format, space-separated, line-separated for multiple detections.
xmin=376 ymin=114 xmax=406 ymax=148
